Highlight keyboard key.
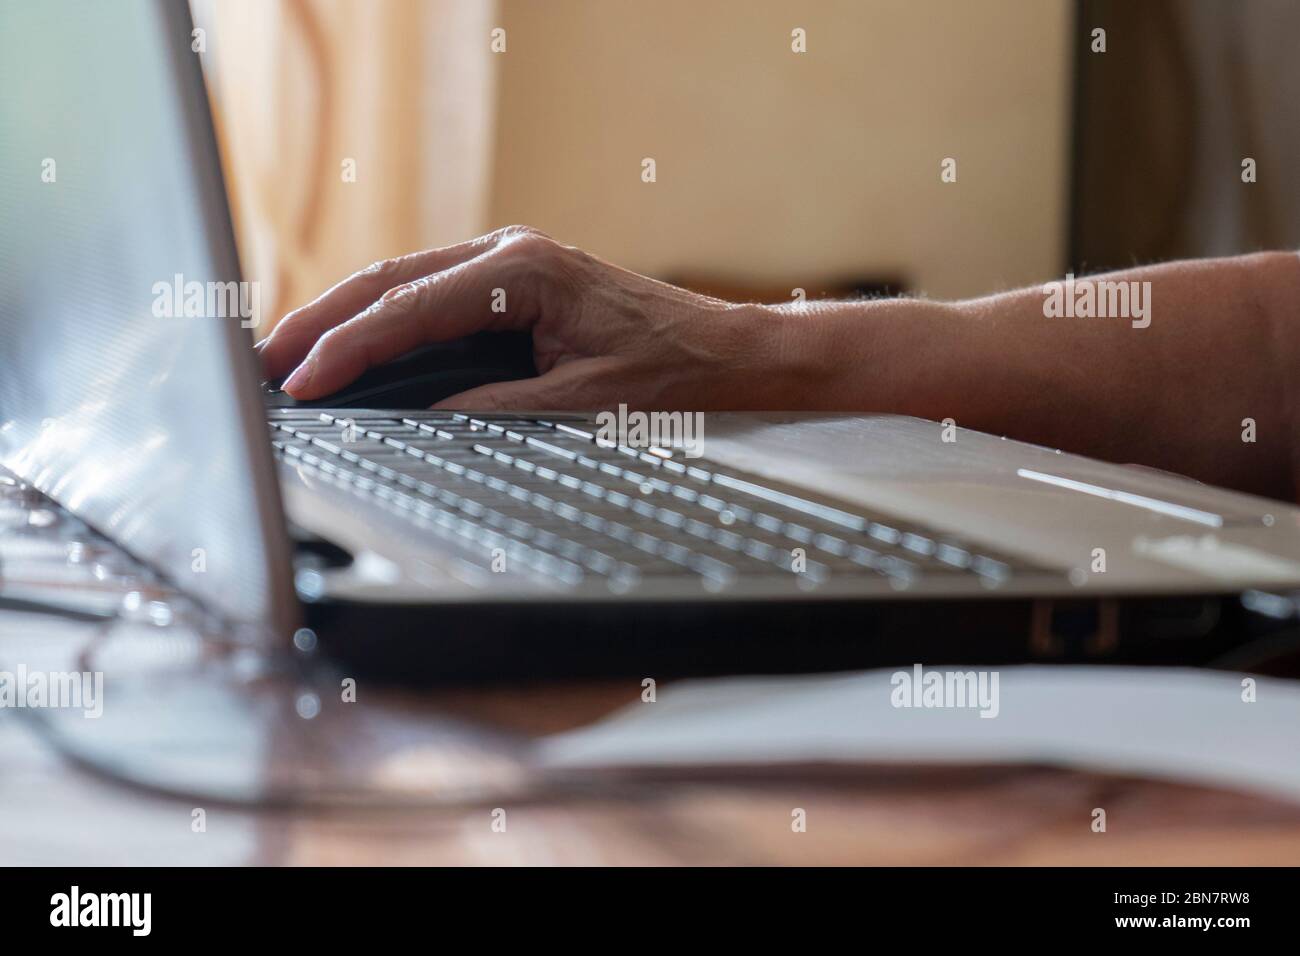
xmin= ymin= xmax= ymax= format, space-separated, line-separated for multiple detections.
xmin=270 ymin=415 xmax=1048 ymax=589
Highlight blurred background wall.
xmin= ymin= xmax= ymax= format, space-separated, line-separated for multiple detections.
xmin=1072 ymin=0 xmax=1300 ymax=273
xmin=490 ymin=0 xmax=1071 ymax=301
xmin=193 ymin=0 xmax=1073 ymax=332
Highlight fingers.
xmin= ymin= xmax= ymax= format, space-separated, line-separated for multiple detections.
xmin=281 ymin=237 xmax=550 ymax=399
xmin=259 ymin=228 xmax=528 ymax=380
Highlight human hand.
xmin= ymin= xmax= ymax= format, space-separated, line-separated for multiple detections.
xmin=258 ymin=226 xmax=815 ymax=410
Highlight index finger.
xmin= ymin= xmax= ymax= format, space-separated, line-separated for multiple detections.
xmin=258 ymin=232 xmax=505 ymax=380
xmin=281 ymin=237 xmax=548 ymax=399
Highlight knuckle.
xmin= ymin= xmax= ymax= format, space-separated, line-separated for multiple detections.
xmin=497 ymin=224 xmax=549 ymax=242
xmin=357 ymin=257 xmax=403 ymax=284
xmin=547 ymin=246 xmax=594 ymax=301
xmin=274 ymin=306 xmax=307 ymax=330
xmin=520 ymin=235 xmax=555 ymax=262
xmin=315 ymin=325 xmax=349 ymax=352
xmin=379 ymin=278 xmax=423 ymax=306
xmin=499 ymin=227 xmax=561 ymax=264
xmin=357 ymin=258 xmax=389 ymax=278
xmin=557 ymin=241 xmax=592 ymax=263
xmin=504 ymin=231 xmax=564 ymax=275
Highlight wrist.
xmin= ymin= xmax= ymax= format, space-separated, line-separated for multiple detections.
xmin=753 ymin=297 xmax=969 ymax=414
xmin=732 ymin=301 xmax=842 ymax=409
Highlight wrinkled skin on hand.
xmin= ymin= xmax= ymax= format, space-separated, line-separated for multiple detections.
xmin=259 ymin=226 xmax=809 ymax=411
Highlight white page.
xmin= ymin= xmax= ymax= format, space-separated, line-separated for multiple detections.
xmin=539 ymin=666 xmax=1300 ymax=803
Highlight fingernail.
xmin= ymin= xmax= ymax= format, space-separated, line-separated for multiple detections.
xmin=282 ymin=361 xmax=313 ymax=394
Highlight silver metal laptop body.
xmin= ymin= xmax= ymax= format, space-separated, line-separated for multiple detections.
xmin=273 ymin=408 xmax=1300 ymax=605
xmin=0 ymin=0 xmax=299 ymax=645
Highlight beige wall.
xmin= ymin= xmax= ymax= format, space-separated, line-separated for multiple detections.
xmin=488 ymin=0 xmax=1072 ymax=300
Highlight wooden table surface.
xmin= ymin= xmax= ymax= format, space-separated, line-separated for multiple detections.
xmin=6 ymin=478 xmax=1300 ymax=867
xmin=5 ymin=675 xmax=1300 ymax=867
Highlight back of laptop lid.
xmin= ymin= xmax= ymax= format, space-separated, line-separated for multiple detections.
xmin=0 ymin=0 xmax=298 ymax=641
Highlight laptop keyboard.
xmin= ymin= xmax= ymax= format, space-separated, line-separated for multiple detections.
xmin=268 ymin=412 xmax=1047 ymax=590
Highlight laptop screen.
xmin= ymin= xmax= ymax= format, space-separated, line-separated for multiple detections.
xmin=0 ymin=0 xmax=296 ymax=639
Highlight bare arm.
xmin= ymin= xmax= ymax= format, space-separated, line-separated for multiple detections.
xmin=782 ymin=252 xmax=1300 ymax=500
xmin=259 ymin=228 xmax=1300 ymax=501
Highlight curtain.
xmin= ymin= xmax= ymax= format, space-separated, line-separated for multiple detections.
xmin=190 ymin=0 xmax=499 ymax=336
xmin=1073 ymin=0 xmax=1300 ymax=271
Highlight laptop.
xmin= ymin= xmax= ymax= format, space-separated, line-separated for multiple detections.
xmin=3 ymin=0 xmax=1298 ymax=682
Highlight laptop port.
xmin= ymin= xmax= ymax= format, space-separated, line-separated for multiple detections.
xmin=1030 ymin=599 xmax=1119 ymax=657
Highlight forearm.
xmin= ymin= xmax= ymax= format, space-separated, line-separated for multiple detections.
xmin=773 ymin=252 xmax=1300 ymax=499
